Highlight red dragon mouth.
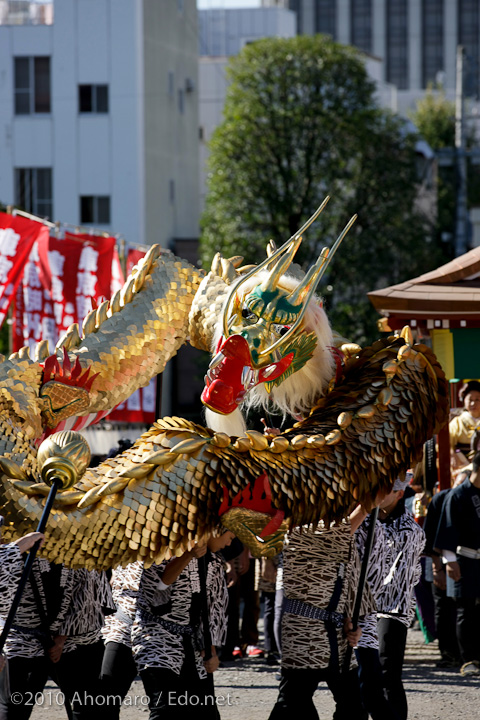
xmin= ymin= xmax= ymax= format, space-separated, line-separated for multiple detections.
xmin=201 ymin=335 xmax=293 ymax=415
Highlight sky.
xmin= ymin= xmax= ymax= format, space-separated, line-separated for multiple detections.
xmin=197 ymin=1 xmax=262 ymax=9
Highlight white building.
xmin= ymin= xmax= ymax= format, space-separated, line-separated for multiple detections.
xmin=0 ymin=0 xmax=200 ymax=249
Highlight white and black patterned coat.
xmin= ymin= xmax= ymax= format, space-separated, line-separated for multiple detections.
xmin=0 ymin=544 xmax=75 ymax=658
xmin=355 ymin=517 xmax=391 ymax=650
xmin=61 ymin=569 xmax=115 ymax=651
xmin=131 ymin=551 xmax=228 ymax=678
xmin=377 ymin=507 xmax=425 ymax=627
xmin=281 ymin=521 xmax=375 ymax=670
xmin=0 ymin=544 xmax=114 ymax=657
xmin=102 ymin=560 xmax=143 ymax=648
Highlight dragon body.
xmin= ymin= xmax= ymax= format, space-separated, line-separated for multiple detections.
xmin=0 ymin=216 xmax=449 ymax=570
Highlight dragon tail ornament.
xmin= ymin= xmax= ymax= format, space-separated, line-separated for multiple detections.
xmin=0 ymin=201 xmax=449 ymax=569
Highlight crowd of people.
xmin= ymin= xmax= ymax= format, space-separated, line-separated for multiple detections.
xmin=0 ymin=382 xmax=479 ymax=720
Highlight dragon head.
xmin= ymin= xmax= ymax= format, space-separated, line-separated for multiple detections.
xmin=201 ymin=201 xmax=357 ymax=422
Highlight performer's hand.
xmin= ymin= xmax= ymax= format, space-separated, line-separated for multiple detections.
xmin=446 ymin=561 xmax=461 ymax=581
xmin=48 ymin=635 xmax=66 ymax=664
xmin=190 ymin=542 xmax=208 ymax=559
xmin=203 ymin=645 xmax=219 ymax=673
xmin=226 ymin=562 xmax=238 ymax=588
xmin=261 ymin=419 xmax=281 ymax=438
xmin=14 ymin=532 xmax=45 ymax=554
xmin=343 ymin=617 xmax=362 ymax=647
xmin=160 ymin=544 xmax=207 ymax=586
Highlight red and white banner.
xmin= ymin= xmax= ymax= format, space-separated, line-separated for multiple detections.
xmin=126 ymin=247 xmax=146 ymax=274
xmin=12 ymin=233 xmax=157 ymax=426
xmin=0 ymin=213 xmax=49 ymax=325
xmin=13 ymin=233 xmax=124 ymax=354
xmin=107 ymin=377 xmax=157 ymax=424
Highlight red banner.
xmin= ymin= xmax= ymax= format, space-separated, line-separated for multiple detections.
xmin=13 ymin=233 xmax=123 ymax=353
xmin=13 ymin=237 xmax=156 ymax=426
xmin=107 ymin=379 xmax=157 ymax=424
xmin=126 ymin=247 xmax=146 ymax=274
xmin=0 ymin=213 xmax=49 ymax=326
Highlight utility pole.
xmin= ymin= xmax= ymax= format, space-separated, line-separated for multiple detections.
xmin=455 ymin=45 xmax=468 ymax=256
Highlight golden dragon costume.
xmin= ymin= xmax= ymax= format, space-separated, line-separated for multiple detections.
xmin=0 ymin=203 xmax=449 ymax=570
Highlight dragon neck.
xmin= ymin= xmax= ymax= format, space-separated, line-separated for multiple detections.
xmin=45 ymin=249 xmax=204 ymax=418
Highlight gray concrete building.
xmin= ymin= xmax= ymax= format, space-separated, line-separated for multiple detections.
xmin=273 ymin=0 xmax=480 ymax=113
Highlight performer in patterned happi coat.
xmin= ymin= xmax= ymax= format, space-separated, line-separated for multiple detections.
xmin=0 ymin=531 xmax=114 ymax=720
xmin=268 ymin=507 xmax=373 ymax=720
xmin=376 ymin=475 xmax=425 ymax=720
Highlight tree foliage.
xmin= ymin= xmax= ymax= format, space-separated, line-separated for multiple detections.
xmin=409 ymin=84 xmax=456 ymax=149
xmin=410 ymin=85 xmax=480 ymax=255
xmin=201 ymin=36 xmax=448 ymax=345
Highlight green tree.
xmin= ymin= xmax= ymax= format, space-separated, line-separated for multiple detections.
xmin=201 ymin=36 xmax=448 ymax=345
xmin=410 ymin=85 xmax=480 ymax=256
xmin=409 ymin=84 xmax=455 ymax=149
xmin=409 ymin=86 xmax=456 ymax=254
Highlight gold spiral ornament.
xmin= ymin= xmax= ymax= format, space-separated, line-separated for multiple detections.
xmin=37 ymin=431 xmax=91 ymax=490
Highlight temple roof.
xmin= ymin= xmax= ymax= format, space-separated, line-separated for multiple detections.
xmin=368 ymin=246 xmax=480 ymax=317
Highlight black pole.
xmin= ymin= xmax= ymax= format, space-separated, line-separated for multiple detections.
xmin=0 ymin=477 xmax=60 ymax=655
xmin=343 ymin=506 xmax=379 ymax=673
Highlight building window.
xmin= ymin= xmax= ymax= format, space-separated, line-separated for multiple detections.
xmin=178 ymin=88 xmax=184 ymax=114
xmin=351 ymin=0 xmax=372 ymax=53
xmin=80 ymin=196 xmax=110 ymax=224
xmin=386 ymin=0 xmax=409 ymax=90
xmin=14 ymin=57 xmax=51 ymax=114
xmin=168 ymin=71 xmax=175 ymax=97
xmin=169 ymin=180 xmax=175 ymax=204
xmin=422 ymin=0 xmax=444 ymax=88
xmin=288 ymin=1 xmax=302 ymax=33
xmin=458 ymin=0 xmax=480 ymax=98
xmin=315 ymin=0 xmax=336 ymax=38
xmin=79 ymin=85 xmax=109 ymax=113
xmin=15 ymin=168 xmax=53 ymax=218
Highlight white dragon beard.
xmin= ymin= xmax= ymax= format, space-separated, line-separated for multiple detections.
xmin=204 ymin=406 xmax=247 ymax=438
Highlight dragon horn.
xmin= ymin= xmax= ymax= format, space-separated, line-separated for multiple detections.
xmin=266 ymin=240 xmax=277 ymax=258
xmin=287 ymin=247 xmax=329 ymax=307
xmin=285 ymin=211 xmax=357 ymax=308
xmin=260 ymin=235 xmax=302 ymax=292
xmin=256 ymin=214 xmax=357 ymax=362
xmin=222 ymin=196 xmax=331 ymax=339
